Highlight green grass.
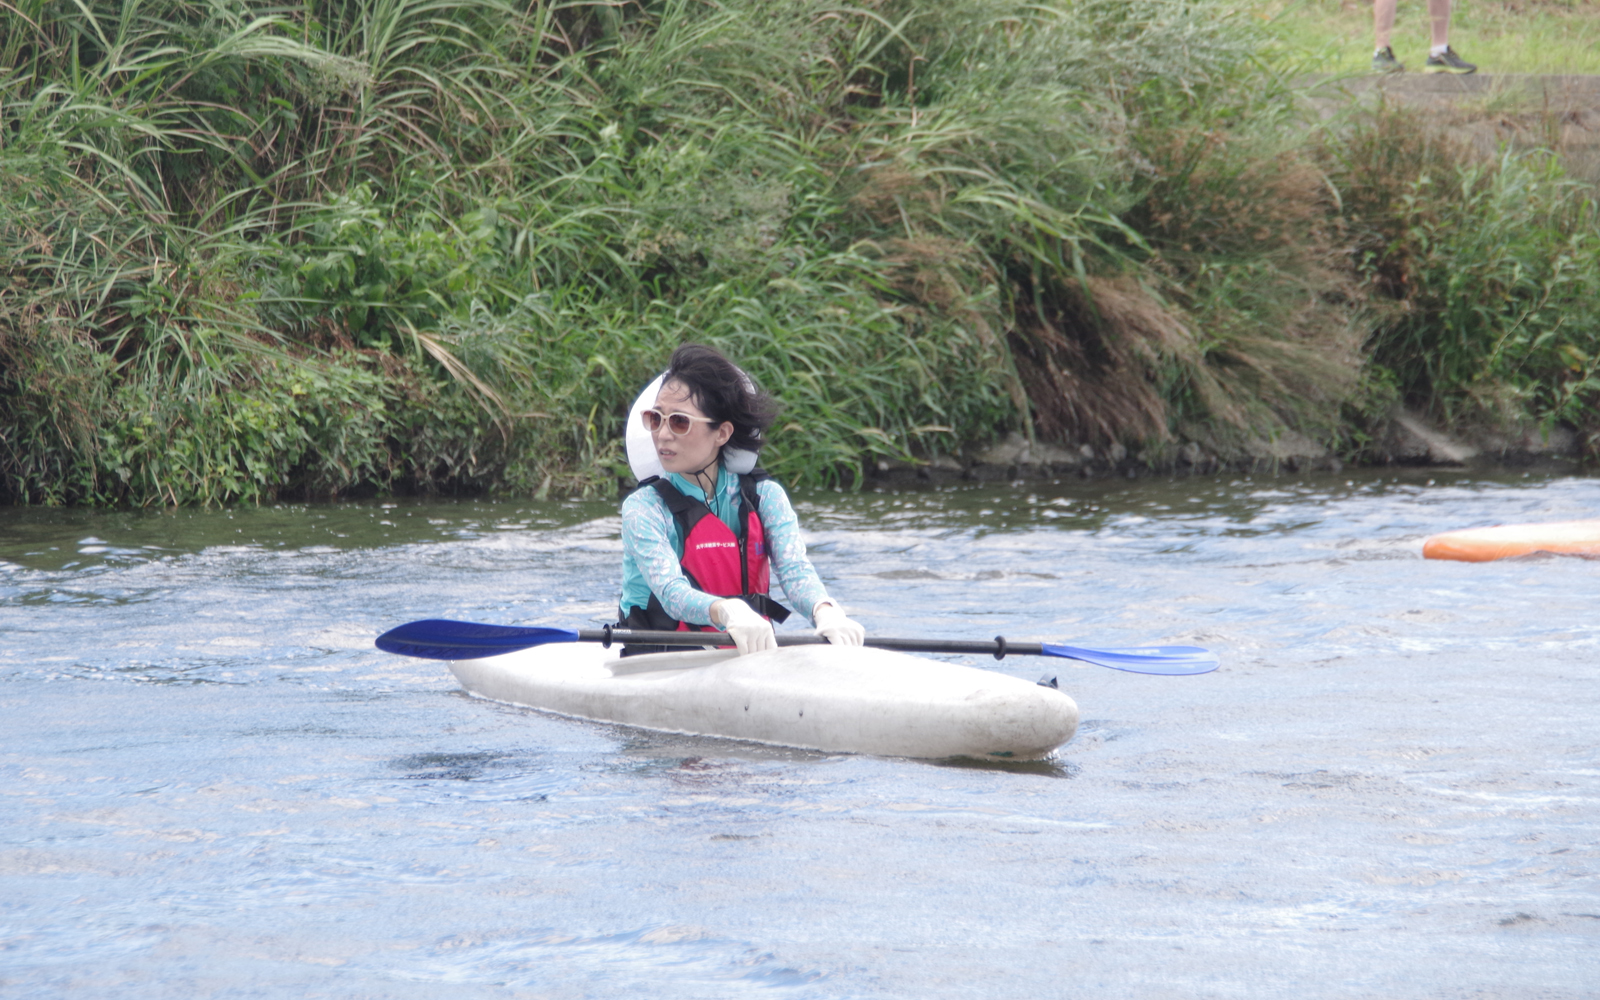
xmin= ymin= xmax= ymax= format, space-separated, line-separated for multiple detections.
xmin=1261 ymin=0 xmax=1600 ymax=75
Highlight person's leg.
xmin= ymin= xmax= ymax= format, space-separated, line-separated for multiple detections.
xmin=1424 ymin=0 xmax=1475 ymax=72
xmin=1373 ymin=0 xmax=1397 ymax=50
xmin=1371 ymin=0 xmax=1403 ymax=71
xmin=1428 ymin=0 xmax=1452 ymax=50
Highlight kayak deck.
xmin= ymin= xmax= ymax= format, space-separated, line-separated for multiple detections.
xmin=1422 ymin=518 xmax=1600 ymax=562
xmin=449 ymin=643 xmax=1078 ymax=759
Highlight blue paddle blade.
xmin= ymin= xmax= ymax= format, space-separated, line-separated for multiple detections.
xmin=1040 ymin=643 xmax=1219 ymax=675
xmin=375 ymin=619 xmax=579 ymax=660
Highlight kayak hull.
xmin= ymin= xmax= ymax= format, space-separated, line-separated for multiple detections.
xmin=448 ymin=644 xmax=1078 ymax=759
xmin=1422 ymin=518 xmax=1600 ymax=562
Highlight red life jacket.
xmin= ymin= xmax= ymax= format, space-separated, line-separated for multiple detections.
xmin=618 ymin=472 xmax=791 ymax=652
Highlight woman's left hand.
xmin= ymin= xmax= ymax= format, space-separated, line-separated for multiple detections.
xmin=812 ymin=602 xmax=865 ymax=646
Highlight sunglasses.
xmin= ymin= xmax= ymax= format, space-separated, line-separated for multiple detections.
xmin=641 ymin=408 xmax=720 ymax=434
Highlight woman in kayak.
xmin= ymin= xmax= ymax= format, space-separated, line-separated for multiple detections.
xmin=618 ymin=343 xmax=866 ymax=656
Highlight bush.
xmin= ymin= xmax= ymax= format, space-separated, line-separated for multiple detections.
xmin=1330 ymin=107 xmax=1600 ymax=441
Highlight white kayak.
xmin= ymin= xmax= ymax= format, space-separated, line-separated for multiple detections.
xmin=448 ymin=643 xmax=1078 ymax=759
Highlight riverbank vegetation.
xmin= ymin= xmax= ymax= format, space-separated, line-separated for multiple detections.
xmin=3 ymin=0 xmax=1597 ymax=505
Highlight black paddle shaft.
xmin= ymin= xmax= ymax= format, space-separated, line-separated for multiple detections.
xmin=577 ymin=628 xmax=1038 ymax=660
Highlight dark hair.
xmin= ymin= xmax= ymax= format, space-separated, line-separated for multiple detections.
xmin=663 ymin=343 xmax=779 ymax=453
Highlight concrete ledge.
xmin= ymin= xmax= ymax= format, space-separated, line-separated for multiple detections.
xmin=1302 ymin=73 xmax=1600 ymax=184
xmin=1310 ymin=73 xmax=1600 ymax=109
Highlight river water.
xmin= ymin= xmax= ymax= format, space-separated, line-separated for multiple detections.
xmin=3 ymin=469 xmax=1597 ymax=998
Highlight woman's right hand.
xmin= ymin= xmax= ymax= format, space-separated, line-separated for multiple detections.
xmin=714 ymin=599 xmax=776 ymax=655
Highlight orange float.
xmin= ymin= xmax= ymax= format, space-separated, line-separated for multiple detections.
xmin=1422 ymin=518 xmax=1600 ymax=562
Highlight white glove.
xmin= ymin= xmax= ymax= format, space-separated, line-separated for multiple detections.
xmin=716 ymin=599 xmax=776 ymax=655
xmin=812 ymin=601 xmax=865 ymax=646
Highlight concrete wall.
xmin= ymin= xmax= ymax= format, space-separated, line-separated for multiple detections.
xmin=1306 ymin=74 xmax=1600 ymax=185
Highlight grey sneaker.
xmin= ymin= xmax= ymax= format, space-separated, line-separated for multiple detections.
xmin=1372 ymin=46 xmax=1404 ymax=73
xmin=1425 ymin=47 xmax=1476 ymax=74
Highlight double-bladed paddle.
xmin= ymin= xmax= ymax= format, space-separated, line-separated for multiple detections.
xmin=375 ymin=619 xmax=1219 ymax=675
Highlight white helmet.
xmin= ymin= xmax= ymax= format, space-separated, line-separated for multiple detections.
xmin=625 ymin=372 xmax=760 ymax=482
